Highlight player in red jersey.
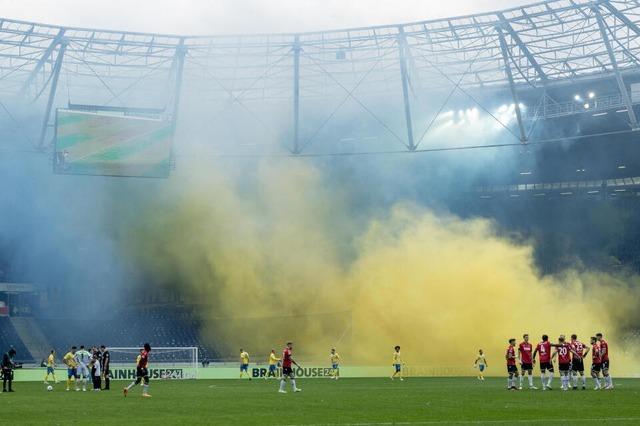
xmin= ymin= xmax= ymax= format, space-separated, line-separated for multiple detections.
xmin=124 ymin=343 xmax=151 ymax=398
xmin=532 ymin=334 xmax=555 ymax=390
xmin=505 ymin=339 xmax=519 ymax=391
xmin=590 ymin=336 xmax=603 ymax=390
xmin=570 ymin=334 xmax=588 ymax=390
xmin=596 ymin=333 xmax=613 ymax=389
xmin=278 ymin=342 xmax=302 ymax=394
xmin=551 ymin=336 xmax=575 ymax=391
xmin=517 ymin=334 xmax=537 ymax=390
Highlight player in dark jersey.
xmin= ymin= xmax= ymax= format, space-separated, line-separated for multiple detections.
xmin=505 ymin=339 xmax=519 ymax=391
xmin=570 ymin=334 xmax=588 ymax=390
xmin=517 ymin=334 xmax=536 ymax=389
xmin=532 ymin=334 xmax=556 ymax=390
xmin=100 ymin=345 xmax=110 ymax=390
xmin=590 ymin=336 xmax=603 ymax=390
xmin=124 ymin=343 xmax=151 ymax=398
xmin=596 ymin=333 xmax=613 ymax=389
xmin=551 ymin=335 xmax=575 ymax=391
xmin=278 ymin=342 xmax=302 ymax=394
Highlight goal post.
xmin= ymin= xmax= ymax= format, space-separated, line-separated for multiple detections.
xmin=107 ymin=346 xmax=199 ymax=380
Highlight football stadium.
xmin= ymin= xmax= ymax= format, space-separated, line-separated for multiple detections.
xmin=1 ymin=0 xmax=640 ymax=424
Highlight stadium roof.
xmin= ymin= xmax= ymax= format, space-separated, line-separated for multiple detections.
xmin=2 ymin=0 xmax=640 ymax=153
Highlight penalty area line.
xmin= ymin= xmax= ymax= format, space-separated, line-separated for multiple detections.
xmin=284 ymin=418 xmax=640 ymax=426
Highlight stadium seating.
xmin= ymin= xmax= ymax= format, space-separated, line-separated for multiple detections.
xmin=38 ymin=307 xmax=216 ymax=363
xmin=0 ymin=317 xmax=33 ymax=363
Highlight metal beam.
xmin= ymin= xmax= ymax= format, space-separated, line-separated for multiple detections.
xmin=496 ymin=25 xmax=527 ymax=143
xmin=496 ymin=12 xmax=548 ymax=82
xmin=593 ymin=4 xmax=639 ymax=129
xmin=20 ymin=28 xmax=65 ymax=96
xmin=397 ymin=26 xmax=416 ymax=151
xmin=292 ymin=35 xmax=301 ymax=154
xmin=170 ymin=38 xmax=186 ymax=137
xmin=600 ymin=1 xmax=640 ymax=37
xmin=38 ymin=39 xmax=67 ymax=149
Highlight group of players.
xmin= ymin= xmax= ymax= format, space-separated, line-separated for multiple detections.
xmin=45 ymin=343 xmax=152 ymax=397
xmin=50 ymin=345 xmax=112 ymax=392
xmin=478 ymin=332 xmax=613 ymax=391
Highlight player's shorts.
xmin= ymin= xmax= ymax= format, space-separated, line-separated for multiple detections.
xmin=478 ymin=365 xmax=485 ymax=372
xmin=77 ymin=365 xmax=90 ymax=378
xmin=507 ymin=364 xmax=518 ymax=374
xmin=332 ymin=364 xmax=339 ymax=369
xmin=539 ymin=362 xmax=554 ymax=372
xmin=282 ymin=366 xmax=294 ymax=377
xmin=559 ymin=363 xmax=571 ymax=372
xmin=602 ymin=360 xmax=610 ymax=370
xmin=46 ymin=367 xmax=55 ymax=374
xmin=591 ymin=363 xmax=602 ymax=373
xmin=240 ymin=364 xmax=248 ymax=372
xmin=394 ymin=363 xmax=401 ymax=372
xmin=571 ymin=359 xmax=584 ymax=372
xmin=268 ymin=364 xmax=276 ymax=372
xmin=520 ymin=363 xmax=533 ymax=372
xmin=67 ymin=367 xmax=78 ymax=378
xmin=136 ymin=367 xmax=149 ymax=378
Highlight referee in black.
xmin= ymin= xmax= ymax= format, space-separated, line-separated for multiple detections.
xmin=100 ymin=345 xmax=111 ymax=390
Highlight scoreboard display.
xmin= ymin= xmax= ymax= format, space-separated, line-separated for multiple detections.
xmin=54 ymin=109 xmax=172 ymax=178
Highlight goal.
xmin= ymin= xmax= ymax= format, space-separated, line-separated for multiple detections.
xmin=107 ymin=346 xmax=199 ymax=380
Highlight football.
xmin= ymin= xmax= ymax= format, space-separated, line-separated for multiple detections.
xmin=46 ymin=385 xmax=53 ymax=391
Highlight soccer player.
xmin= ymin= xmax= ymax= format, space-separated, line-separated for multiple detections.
xmin=590 ymin=336 xmax=603 ymax=390
xmin=532 ymin=334 xmax=554 ymax=390
xmin=570 ymin=334 xmax=588 ymax=390
xmin=100 ymin=345 xmax=111 ymax=390
xmin=506 ymin=339 xmax=519 ymax=390
xmin=518 ymin=334 xmax=536 ymax=389
xmin=63 ymin=346 xmax=79 ymax=391
xmin=474 ymin=349 xmax=487 ymax=381
xmin=597 ymin=333 xmax=613 ymax=389
xmin=124 ymin=343 xmax=152 ymax=397
xmin=240 ymin=349 xmax=251 ymax=380
xmin=74 ymin=345 xmax=92 ymax=392
xmin=391 ymin=346 xmax=403 ymax=381
xmin=278 ymin=342 xmax=301 ymax=393
xmin=551 ymin=335 xmax=573 ymax=391
xmin=265 ymin=349 xmax=280 ymax=380
xmin=44 ymin=349 xmax=57 ymax=384
xmin=330 ymin=348 xmax=340 ymax=380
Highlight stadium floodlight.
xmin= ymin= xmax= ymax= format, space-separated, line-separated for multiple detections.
xmin=583 ymin=103 xmax=590 ymax=109
xmin=588 ymin=92 xmax=595 ymax=99
xmin=574 ymin=94 xmax=582 ymax=101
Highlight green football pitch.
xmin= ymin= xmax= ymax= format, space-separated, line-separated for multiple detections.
xmin=3 ymin=377 xmax=639 ymax=425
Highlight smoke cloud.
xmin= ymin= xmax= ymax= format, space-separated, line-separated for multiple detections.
xmin=121 ymin=157 xmax=640 ymax=376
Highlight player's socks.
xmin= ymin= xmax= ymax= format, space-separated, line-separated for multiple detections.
xmin=593 ymin=377 xmax=600 ymax=389
xmin=291 ymin=379 xmax=298 ymax=390
xmin=142 ymin=384 xmax=150 ymax=396
xmin=279 ymin=379 xmax=286 ymax=392
xmin=518 ymin=375 xmax=523 ymax=388
xmin=540 ymin=374 xmax=546 ymax=389
xmin=528 ymin=375 xmax=534 ymax=387
xmin=581 ymin=375 xmax=586 ymax=387
xmin=547 ymin=373 xmax=554 ymax=388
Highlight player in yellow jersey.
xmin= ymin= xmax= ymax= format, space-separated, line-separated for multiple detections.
xmin=391 ymin=345 xmax=404 ymax=381
xmin=240 ymin=349 xmax=251 ymax=380
xmin=330 ymin=348 xmax=340 ymax=380
xmin=474 ymin=349 xmax=488 ymax=381
xmin=265 ymin=349 xmax=280 ymax=380
xmin=44 ymin=349 xmax=58 ymax=384
xmin=62 ymin=346 xmax=79 ymax=391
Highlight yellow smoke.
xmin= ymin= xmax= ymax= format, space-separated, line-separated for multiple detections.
xmin=125 ymin=158 xmax=640 ymax=376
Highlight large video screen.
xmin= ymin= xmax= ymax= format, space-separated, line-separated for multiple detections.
xmin=54 ymin=109 xmax=172 ymax=178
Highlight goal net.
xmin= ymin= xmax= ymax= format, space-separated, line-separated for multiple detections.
xmin=107 ymin=347 xmax=198 ymax=380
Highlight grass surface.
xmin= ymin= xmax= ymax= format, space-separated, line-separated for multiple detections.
xmin=2 ymin=377 xmax=639 ymax=425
